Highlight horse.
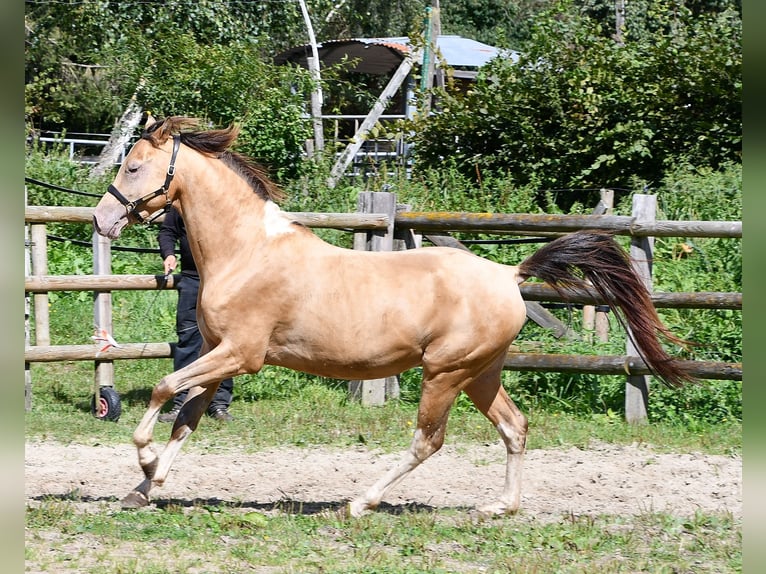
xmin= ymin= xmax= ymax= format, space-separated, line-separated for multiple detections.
xmin=93 ymin=116 xmax=693 ymax=516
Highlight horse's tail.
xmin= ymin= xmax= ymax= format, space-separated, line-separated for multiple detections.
xmin=518 ymin=231 xmax=695 ymax=388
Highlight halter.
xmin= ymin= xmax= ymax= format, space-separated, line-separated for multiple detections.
xmin=107 ymin=134 xmax=181 ymax=224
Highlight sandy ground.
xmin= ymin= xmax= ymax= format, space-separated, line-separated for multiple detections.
xmin=25 ymin=439 xmax=741 ymax=520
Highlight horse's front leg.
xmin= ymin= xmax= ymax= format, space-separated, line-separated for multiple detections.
xmin=119 ymin=379 xmax=174 ymax=507
xmin=121 ymin=349 xmax=241 ymax=508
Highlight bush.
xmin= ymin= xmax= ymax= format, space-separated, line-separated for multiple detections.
xmin=405 ymin=0 xmax=741 ymax=207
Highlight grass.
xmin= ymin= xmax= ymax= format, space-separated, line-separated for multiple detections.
xmin=25 ymin=360 xmax=742 ymax=456
xmin=25 ymin=499 xmax=741 ymax=573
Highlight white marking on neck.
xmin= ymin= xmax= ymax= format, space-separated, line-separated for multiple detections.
xmin=262 ymin=201 xmax=296 ymax=237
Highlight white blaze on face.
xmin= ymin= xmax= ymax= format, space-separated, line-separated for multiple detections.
xmin=262 ymin=201 xmax=296 ymax=237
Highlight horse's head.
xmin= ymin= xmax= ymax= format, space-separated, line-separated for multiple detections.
xmin=93 ymin=116 xmax=198 ymax=239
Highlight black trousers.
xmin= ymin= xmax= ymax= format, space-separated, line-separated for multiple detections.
xmin=171 ymin=274 xmax=234 ymax=412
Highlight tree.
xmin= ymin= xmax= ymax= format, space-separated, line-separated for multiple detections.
xmin=406 ymin=0 xmax=741 ymax=205
xmin=24 ymin=0 xmax=305 ymax=134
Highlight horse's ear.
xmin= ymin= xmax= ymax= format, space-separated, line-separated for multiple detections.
xmin=145 ymin=113 xmax=156 ymax=128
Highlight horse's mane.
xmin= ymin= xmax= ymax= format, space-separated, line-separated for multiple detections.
xmin=142 ymin=116 xmax=285 ymax=203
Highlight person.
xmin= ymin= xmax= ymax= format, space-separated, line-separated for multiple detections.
xmin=157 ymin=206 xmax=234 ymax=422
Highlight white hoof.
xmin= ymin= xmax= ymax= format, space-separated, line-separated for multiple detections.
xmin=347 ymin=499 xmax=373 ymax=518
xmin=477 ymin=500 xmax=519 ymax=516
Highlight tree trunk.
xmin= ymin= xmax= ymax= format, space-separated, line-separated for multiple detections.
xmin=90 ymin=96 xmax=143 ymax=178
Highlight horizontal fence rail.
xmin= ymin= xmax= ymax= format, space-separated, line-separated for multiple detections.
xmin=395 ymin=212 xmax=742 ymax=238
xmin=517 ymin=284 xmax=742 ymax=310
xmin=503 ymin=353 xmax=742 ymax=381
xmin=25 ymin=342 xmax=172 ymax=362
xmin=23 ymin=274 xmax=743 ymax=311
xmin=25 ymin=205 xmax=390 ymax=230
xmin=25 ymin=206 xmax=743 ymax=238
xmin=24 ymin=345 xmax=741 ymax=383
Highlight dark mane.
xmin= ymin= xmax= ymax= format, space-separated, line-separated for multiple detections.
xmin=143 ymin=116 xmax=285 ymax=203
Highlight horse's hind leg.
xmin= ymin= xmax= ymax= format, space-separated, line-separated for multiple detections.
xmin=463 ymin=362 xmax=528 ymax=515
xmin=348 ymin=370 xmax=463 ymax=517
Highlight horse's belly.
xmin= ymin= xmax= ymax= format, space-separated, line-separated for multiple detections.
xmin=265 ymin=340 xmax=421 ymax=380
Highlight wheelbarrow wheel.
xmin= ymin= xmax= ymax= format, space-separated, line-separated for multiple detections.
xmin=91 ymin=387 xmax=122 ymax=422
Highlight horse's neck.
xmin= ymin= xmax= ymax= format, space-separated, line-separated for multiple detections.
xmin=176 ymin=161 xmax=273 ymax=279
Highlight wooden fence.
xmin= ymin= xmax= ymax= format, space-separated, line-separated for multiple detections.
xmin=24 ymin=192 xmax=742 ymax=423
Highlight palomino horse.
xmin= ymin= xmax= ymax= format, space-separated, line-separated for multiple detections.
xmin=93 ymin=117 xmax=692 ymax=516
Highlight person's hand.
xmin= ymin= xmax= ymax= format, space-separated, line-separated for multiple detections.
xmin=163 ymin=255 xmax=177 ymax=275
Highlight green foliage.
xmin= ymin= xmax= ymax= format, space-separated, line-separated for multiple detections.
xmin=407 ymin=0 xmax=741 ymax=206
xmin=99 ymin=29 xmax=314 ymax=181
xmin=24 ymin=0 xmax=307 ymax=132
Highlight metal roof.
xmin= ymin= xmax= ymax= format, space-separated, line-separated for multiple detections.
xmin=274 ymin=35 xmax=517 ymax=76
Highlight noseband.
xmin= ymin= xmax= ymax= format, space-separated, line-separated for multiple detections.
xmin=107 ymin=134 xmax=181 ymax=224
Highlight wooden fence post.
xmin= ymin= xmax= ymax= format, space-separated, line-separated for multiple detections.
xmin=349 ymin=191 xmax=399 ymax=405
xmin=583 ymin=189 xmax=614 ymax=342
xmin=30 ymin=224 xmax=50 ymax=347
xmin=625 ymin=194 xmax=656 ymax=424
xmin=93 ymin=230 xmax=114 ymax=393
xmin=25 ymin=188 xmax=33 ymax=411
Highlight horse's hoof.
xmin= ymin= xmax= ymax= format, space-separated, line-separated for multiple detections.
xmin=121 ymin=491 xmax=150 ymax=509
xmin=347 ymin=500 xmax=368 ymax=518
xmin=476 ymin=501 xmax=519 ymax=517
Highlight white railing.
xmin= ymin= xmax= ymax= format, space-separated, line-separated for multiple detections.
xmin=35 ymin=134 xmax=132 ymax=165
xmin=33 ymin=114 xmax=413 ymax=175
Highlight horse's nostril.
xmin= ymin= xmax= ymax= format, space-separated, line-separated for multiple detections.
xmin=92 ymin=215 xmax=101 ymax=234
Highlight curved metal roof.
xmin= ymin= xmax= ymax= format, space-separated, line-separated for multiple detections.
xmin=274 ymin=35 xmax=517 ymax=76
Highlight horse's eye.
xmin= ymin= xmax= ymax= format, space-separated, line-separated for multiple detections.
xmin=126 ymin=162 xmax=140 ymax=174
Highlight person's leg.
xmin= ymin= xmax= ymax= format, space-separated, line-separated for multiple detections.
xmin=207 ymin=377 xmax=234 ymax=419
xmin=159 ymin=276 xmax=201 ymax=421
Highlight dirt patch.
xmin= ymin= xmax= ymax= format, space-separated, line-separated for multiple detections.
xmin=25 ymin=438 xmax=740 ymax=520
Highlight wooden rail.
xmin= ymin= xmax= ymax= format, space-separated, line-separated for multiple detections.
xmin=395 ymin=212 xmax=742 ymax=238
xmin=23 ymin=274 xmax=742 ymax=311
xmin=24 ymin=205 xmax=390 ymax=230
xmin=24 ymin=205 xmax=743 ymax=238
xmin=26 ymin=342 xmax=172 ymax=362
xmin=23 ymin=345 xmax=742 ymax=383
xmin=503 ymin=353 xmax=742 ymax=381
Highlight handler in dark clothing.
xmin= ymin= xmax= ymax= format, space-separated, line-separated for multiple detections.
xmin=157 ymin=206 xmax=234 ymax=422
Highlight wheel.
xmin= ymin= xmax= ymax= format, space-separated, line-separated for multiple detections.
xmin=91 ymin=387 xmax=122 ymax=422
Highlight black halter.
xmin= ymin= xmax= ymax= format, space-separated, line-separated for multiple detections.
xmin=107 ymin=134 xmax=181 ymax=224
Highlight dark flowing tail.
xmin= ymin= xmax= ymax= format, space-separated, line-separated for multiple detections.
xmin=518 ymin=231 xmax=694 ymax=388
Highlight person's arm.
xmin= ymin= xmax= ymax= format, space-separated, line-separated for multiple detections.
xmin=157 ymin=209 xmax=180 ymax=274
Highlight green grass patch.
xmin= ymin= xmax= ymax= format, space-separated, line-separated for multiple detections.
xmin=26 ymin=360 xmax=741 ymax=456
xmin=25 ymin=499 xmax=741 ymax=573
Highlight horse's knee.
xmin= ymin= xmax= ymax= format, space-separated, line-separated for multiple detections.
xmin=151 ymin=377 xmax=176 ymax=405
